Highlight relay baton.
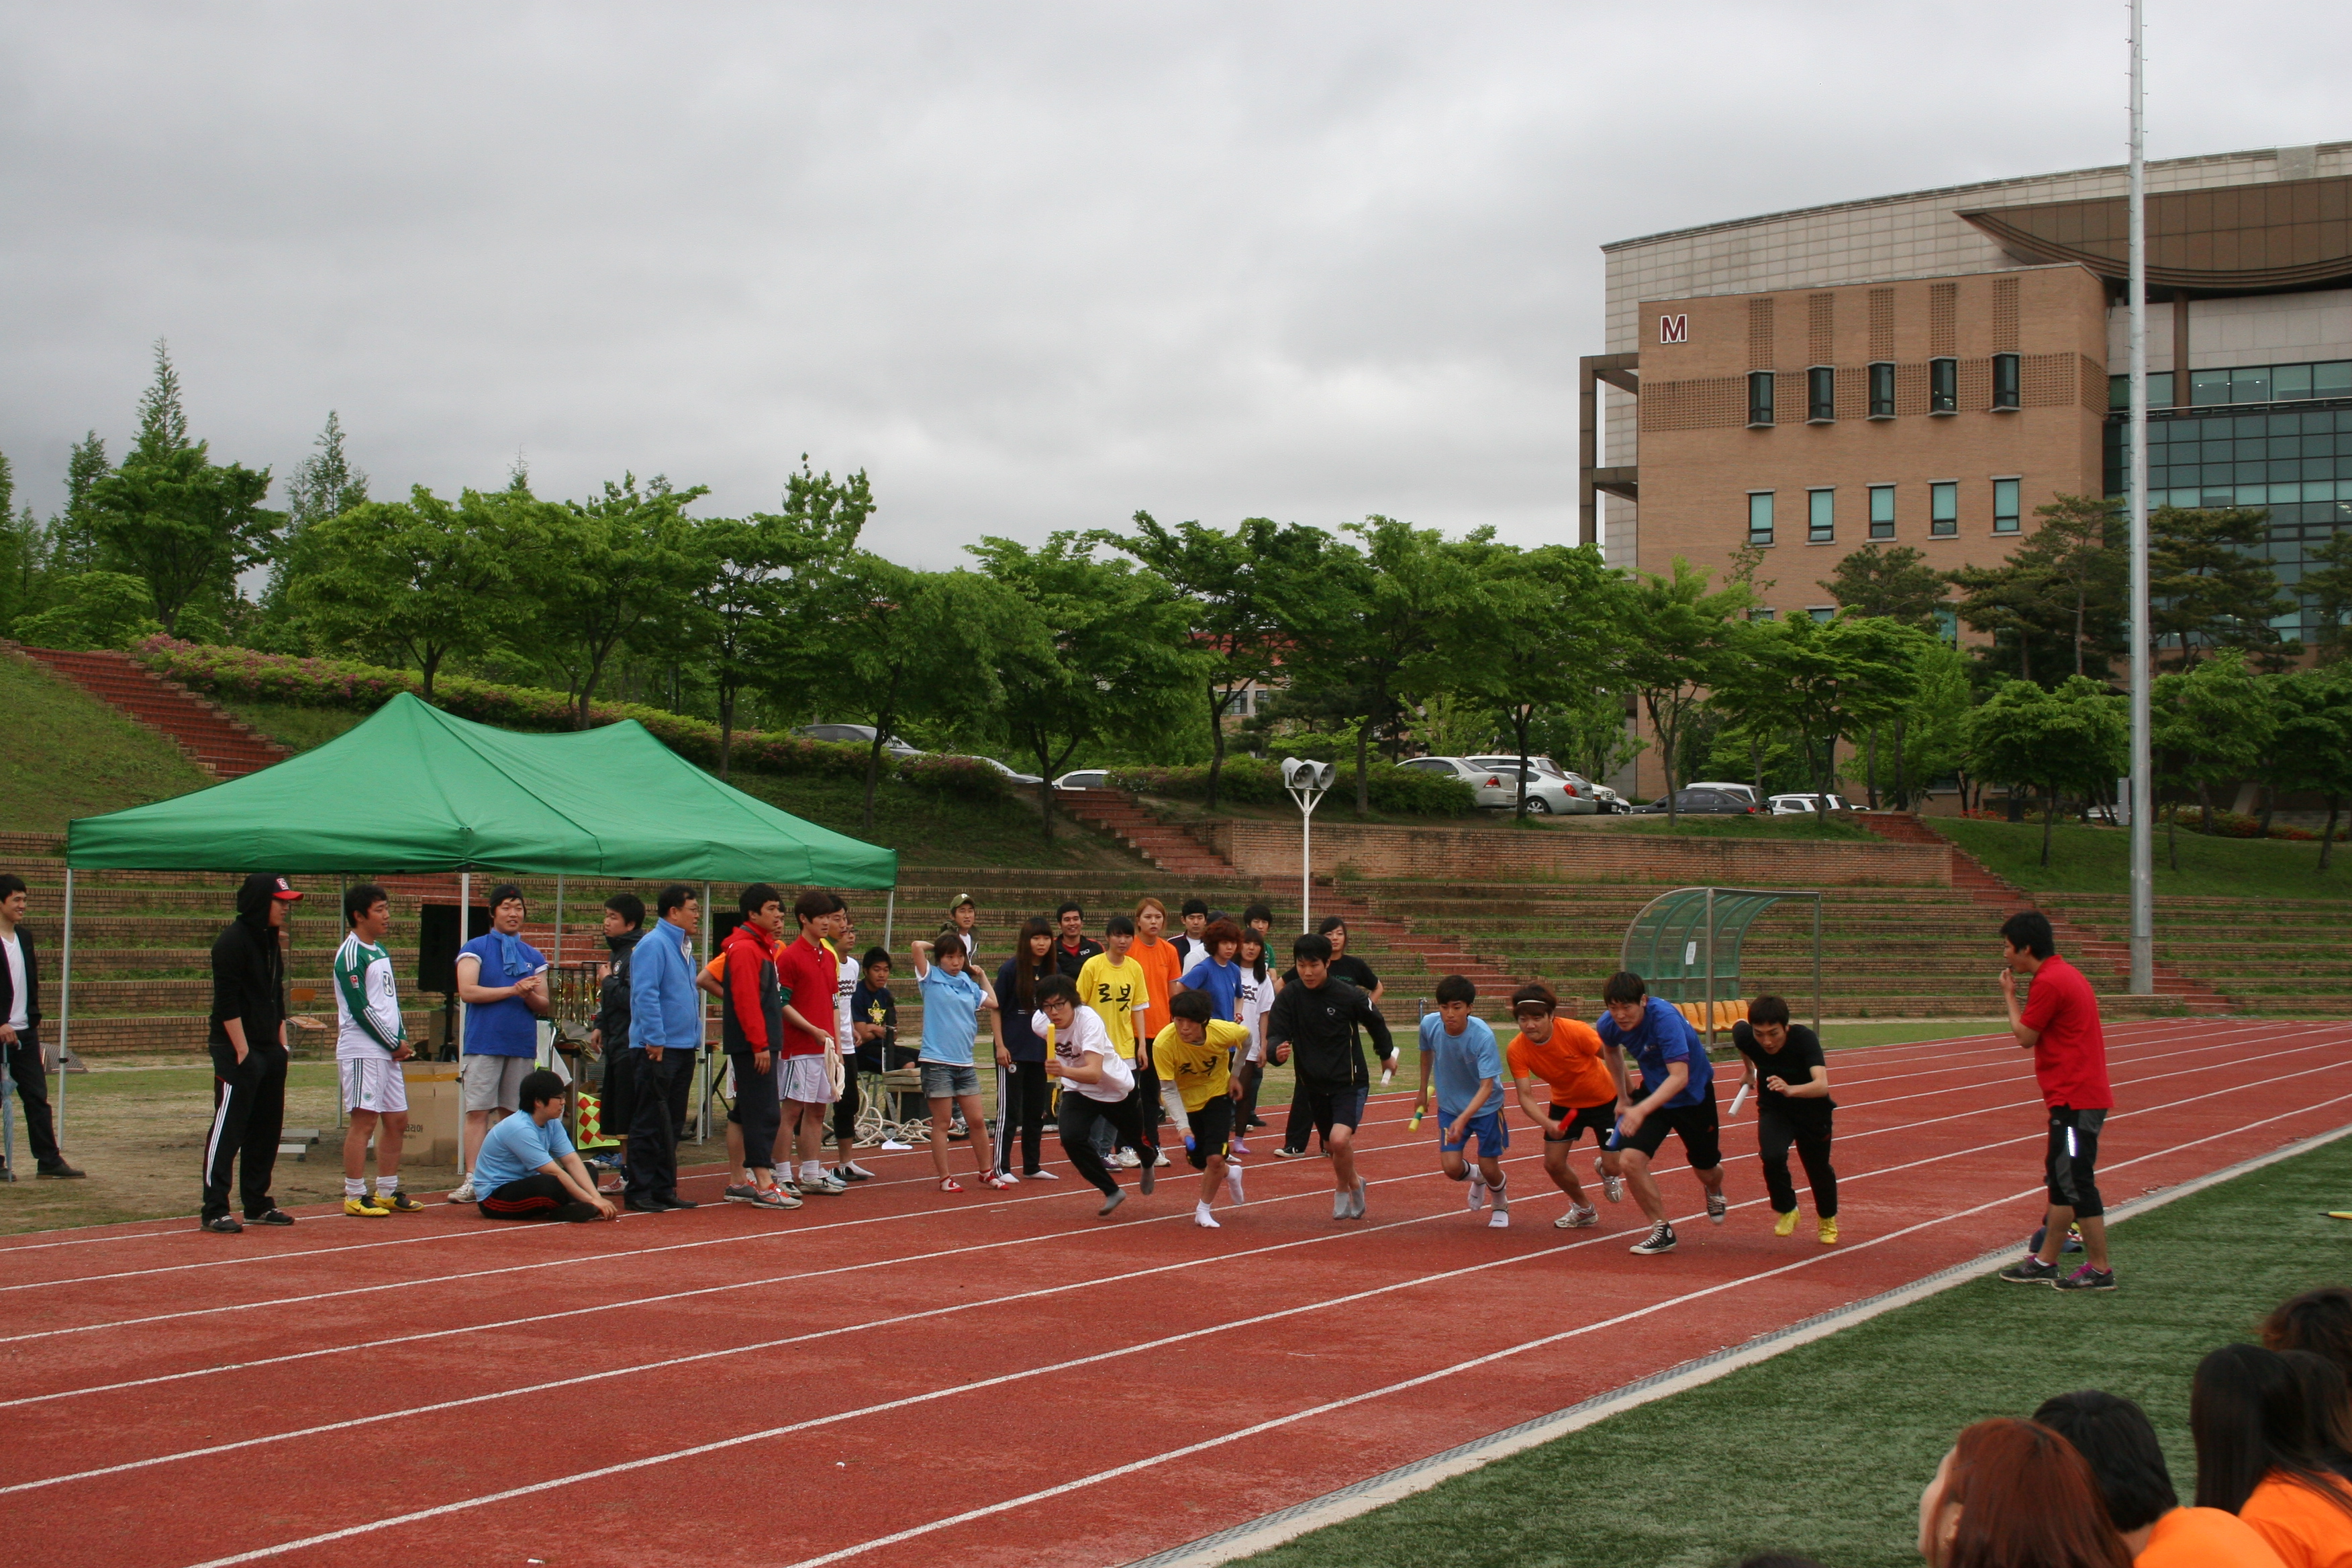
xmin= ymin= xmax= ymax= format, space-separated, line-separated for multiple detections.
xmin=1728 ymin=1083 xmax=1751 ymax=1118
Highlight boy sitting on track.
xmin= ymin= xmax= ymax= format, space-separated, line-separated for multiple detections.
xmin=475 ymin=1069 xmax=619 ymax=1223
xmin=1730 ymin=994 xmax=1838 ymax=1245
xmin=1594 ymin=970 xmax=1727 ymax=1257
xmin=1503 ymin=982 xmax=1610 ymax=1231
xmin=1149 ymin=989 xmax=1249 ymax=1228
xmin=1040 ymin=975 xmax=1147 ymax=1216
xmin=1416 ymin=975 xmax=1510 ymax=1229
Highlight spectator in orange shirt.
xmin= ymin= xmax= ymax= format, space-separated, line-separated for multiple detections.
xmin=1916 ymin=1417 xmax=2130 ymax=1568
xmin=2036 ymin=1389 xmax=2287 ymax=1567
xmin=2193 ymin=1344 xmax=2352 ymax=1568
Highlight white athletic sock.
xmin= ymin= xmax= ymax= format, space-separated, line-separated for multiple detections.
xmin=1489 ymin=1173 xmax=1508 ymax=1208
xmin=801 ymin=1161 xmax=824 ymax=1183
xmin=344 ymin=1178 xmax=366 ymax=1198
xmin=1194 ymin=1201 xmax=1220 ymax=1229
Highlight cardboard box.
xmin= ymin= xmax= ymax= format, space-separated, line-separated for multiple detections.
xmin=399 ymin=1061 xmax=462 ymax=1167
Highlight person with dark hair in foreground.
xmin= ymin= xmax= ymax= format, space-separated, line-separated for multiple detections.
xmin=1916 ymin=1417 xmax=2131 ymax=1568
xmin=1996 ymin=909 xmax=2117 ymax=1291
xmin=2034 ymin=1389 xmax=2286 ymax=1565
xmin=2192 ymin=1343 xmax=2352 ymax=1565
xmin=475 ymin=1070 xmax=617 ymax=1222
xmin=2266 ymin=1289 xmax=2352 ymax=1401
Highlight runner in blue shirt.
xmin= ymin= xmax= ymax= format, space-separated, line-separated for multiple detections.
xmin=1414 ymin=975 xmax=1510 ymax=1230
xmin=1593 ymin=971 xmax=1728 ymax=1257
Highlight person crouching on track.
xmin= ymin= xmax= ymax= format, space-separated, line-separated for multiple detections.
xmin=1504 ymin=983 xmax=1613 ymax=1230
xmin=475 ymin=1069 xmax=618 ymax=1222
xmin=1040 ymin=975 xmax=1145 ymax=1216
xmin=1416 ymin=975 xmax=1511 ymax=1229
xmin=1150 ymin=989 xmax=1248 ymax=1228
xmin=1595 ymin=970 xmax=1726 ymax=1257
xmin=1730 ymin=995 xmax=1839 ymax=1246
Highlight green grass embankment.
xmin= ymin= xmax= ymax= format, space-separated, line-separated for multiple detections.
xmin=1939 ymin=817 xmax=2351 ymax=901
xmin=0 ymin=655 xmax=214 ymax=831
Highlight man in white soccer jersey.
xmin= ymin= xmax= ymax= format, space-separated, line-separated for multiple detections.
xmin=336 ymin=884 xmax=421 ymax=1215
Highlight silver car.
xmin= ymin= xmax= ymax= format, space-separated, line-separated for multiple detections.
xmin=1465 ymin=756 xmax=1600 ymax=815
xmin=794 ymin=723 xmax=923 ymax=757
xmin=1398 ymin=756 xmax=1585 ymax=814
xmin=961 ymin=755 xmax=1045 ymax=785
xmin=1767 ymin=791 xmax=1855 ymax=815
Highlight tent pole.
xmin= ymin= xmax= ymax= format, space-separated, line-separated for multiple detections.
xmin=56 ymin=869 xmax=73 ymax=1139
xmin=883 ymin=888 xmax=895 ymax=952
xmin=697 ymin=882 xmax=712 ymax=1145
xmin=456 ymin=870 xmax=469 ymax=1177
xmin=553 ymin=874 xmax=564 ymax=971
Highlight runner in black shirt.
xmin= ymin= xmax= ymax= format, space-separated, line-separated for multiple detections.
xmin=1730 ymin=994 xmax=1839 ymax=1244
xmin=1274 ymin=916 xmax=1382 ymax=1159
xmin=1253 ymin=932 xmax=1396 ymax=1221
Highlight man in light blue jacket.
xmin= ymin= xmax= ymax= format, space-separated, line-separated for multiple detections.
xmin=626 ymin=883 xmax=703 ymax=1213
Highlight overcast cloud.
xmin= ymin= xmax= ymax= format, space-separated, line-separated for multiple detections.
xmin=2 ymin=1 xmax=2346 ymax=567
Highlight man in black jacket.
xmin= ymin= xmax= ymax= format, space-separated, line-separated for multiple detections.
xmin=1254 ymin=932 xmax=1396 ymax=1222
xmin=0 ymin=873 xmax=83 ymax=1179
xmin=587 ymin=893 xmax=644 ymax=1188
xmin=203 ymin=873 xmax=302 ymax=1232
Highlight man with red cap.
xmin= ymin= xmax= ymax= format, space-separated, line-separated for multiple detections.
xmin=201 ymin=873 xmax=303 ymax=1232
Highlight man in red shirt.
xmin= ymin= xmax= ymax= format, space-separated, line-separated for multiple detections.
xmin=1994 ymin=910 xmax=2116 ymax=1291
xmin=772 ymin=890 xmax=846 ymax=1197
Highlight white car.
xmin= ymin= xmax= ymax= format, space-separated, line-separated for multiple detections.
xmin=795 ymin=723 xmax=923 ymax=757
xmin=1465 ymin=756 xmax=1601 ymax=814
xmin=1398 ymin=756 xmax=1586 ymax=814
xmin=1052 ymin=769 xmax=1112 ymax=790
xmin=1767 ymin=792 xmax=1855 ymax=815
xmin=962 ymin=755 xmax=1044 ymax=785
xmin=1688 ymin=781 xmax=1762 ymax=805
xmin=1590 ymin=785 xmax=1631 ymax=815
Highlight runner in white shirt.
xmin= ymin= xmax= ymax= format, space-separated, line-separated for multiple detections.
xmin=1231 ymin=928 xmax=1279 ymax=1155
xmin=334 ymin=885 xmax=421 ymax=1214
xmin=1039 ymin=975 xmax=1146 ymax=1216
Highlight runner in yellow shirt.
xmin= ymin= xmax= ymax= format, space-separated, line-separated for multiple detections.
xmin=1076 ymin=920 xmax=1157 ymax=1170
xmin=1150 ymin=989 xmax=1249 ymax=1228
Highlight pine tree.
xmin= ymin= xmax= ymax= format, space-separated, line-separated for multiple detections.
xmin=283 ymin=411 xmax=369 ymax=528
xmin=50 ymin=432 xmax=109 ymax=573
xmin=130 ymin=340 xmax=189 ymax=464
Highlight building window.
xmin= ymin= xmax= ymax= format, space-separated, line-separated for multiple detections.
xmin=1992 ymin=353 xmax=2020 ymax=410
xmin=1750 ymin=607 xmax=1776 ymax=622
xmin=1747 ymin=371 xmax=1775 ymax=427
xmin=1869 ymin=361 xmax=1896 ymax=418
xmin=1808 ymin=366 xmax=1835 ymax=422
xmin=1808 ymin=488 xmax=1834 ymax=543
xmin=1869 ymin=484 xmax=1896 ymax=540
xmin=1748 ymin=491 xmax=1775 ymax=546
xmin=1808 ymin=607 xmax=1836 ymax=624
xmin=1934 ymin=607 xmax=1959 ymax=643
xmin=1992 ymin=477 xmax=2022 ymax=534
xmin=1929 ymin=357 xmax=1957 ymax=413
xmin=1930 ymin=481 xmax=1958 ymax=537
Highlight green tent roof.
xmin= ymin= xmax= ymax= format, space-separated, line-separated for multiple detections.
xmin=64 ymin=692 xmax=898 ymax=887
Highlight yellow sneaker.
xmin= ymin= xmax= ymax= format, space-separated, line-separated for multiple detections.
xmin=1773 ymin=1209 xmax=1798 ymax=1238
xmin=375 ymin=1190 xmax=425 ymax=1212
xmin=1818 ymin=1216 xmax=1840 ymax=1246
xmin=344 ymin=1193 xmax=391 ymax=1218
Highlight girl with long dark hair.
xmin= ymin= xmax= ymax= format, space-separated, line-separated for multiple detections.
xmin=993 ymin=918 xmax=1061 ymax=1181
xmin=2193 ymin=1342 xmax=2352 ymax=1565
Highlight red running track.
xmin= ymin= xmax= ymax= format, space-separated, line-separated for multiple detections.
xmin=3 ymin=1019 xmax=2349 ymax=1568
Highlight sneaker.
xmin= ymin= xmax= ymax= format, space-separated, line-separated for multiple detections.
xmin=1555 ymin=1204 xmax=1600 ymax=1230
xmin=1230 ymin=1137 xmax=1249 ymax=1157
xmin=1350 ymin=1179 xmax=1368 ymax=1220
xmin=1273 ymin=1146 xmax=1310 ymax=1160
xmin=1489 ymin=1208 xmax=1510 ymax=1229
xmin=34 ymin=1159 xmax=87 ymax=1179
xmin=246 ymin=1209 xmax=296 ymax=1226
xmin=802 ymin=1173 xmax=848 ymax=1195
xmin=1097 ymin=1189 xmax=1126 ymax=1218
xmin=992 ymin=1169 xmax=1021 ymax=1183
xmin=344 ymin=1194 xmax=391 ymax=1218
xmin=2055 ymin=1265 xmax=2117 ymax=1293
xmin=1116 ymin=1149 xmax=1142 ymax=1169
xmin=1246 ymin=1116 xmax=1268 ymax=1129
xmin=1629 ymin=1222 xmax=1677 ymax=1255
xmin=981 ymin=1173 xmax=1017 ymax=1191
xmin=656 ymin=1196 xmax=699 ymax=1210
xmin=1818 ymin=1216 xmax=1839 ymax=1246
xmin=880 ymin=1139 xmax=913 ymax=1152
xmin=832 ymin=1164 xmax=874 ymax=1182
xmin=948 ymin=1123 xmax=970 ymax=1142
xmin=750 ymin=1186 xmax=801 ymax=1210
xmin=201 ymin=1214 xmax=243 ymax=1233
xmin=1998 ymin=1256 xmax=2062 ymax=1285
xmin=1332 ymin=1187 xmax=1353 ymax=1222
xmin=377 ymin=1190 xmax=425 ymax=1212
xmin=724 ymin=1183 xmax=764 ymax=1204
xmin=446 ymin=1181 xmax=477 ymax=1204
xmin=938 ymin=1177 xmax=965 ymax=1193
xmin=1025 ymin=1167 xmax=1059 ymax=1180
xmin=1225 ymin=1165 xmax=1245 ymax=1204
xmin=1592 ymin=1157 xmax=1623 ymax=1204
xmin=2028 ymin=1224 xmax=2086 ymax=1255
xmin=781 ymin=1179 xmax=803 ymax=1197
xmin=1706 ymin=1192 xmax=1727 ymax=1225
xmin=1773 ymin=1209 xmax=1799 ymax=1238
xmin=1193 ymin=1204 xmax=1221 ymax=1230
xmin=1465 ymin=1171 xmax=1488 ymax=1213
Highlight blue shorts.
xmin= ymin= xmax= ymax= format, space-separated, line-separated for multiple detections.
xmin=1440 ymin=1109 xmax=1508 ymax=1158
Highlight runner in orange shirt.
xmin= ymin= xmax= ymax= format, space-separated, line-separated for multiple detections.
xmin=1504 ymin=982 xmax=1623 ymax=1230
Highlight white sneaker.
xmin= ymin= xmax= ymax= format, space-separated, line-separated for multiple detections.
xmin=1116 ymin=1149 xmax=1142 ymax=1169
xmin=1194 ymin=1204 xmax=1221 ymax=1229
xmin=1555 ymin=1204 xmax=1600 ymax=1230
xmin=801 ymin=1173 xmax=848 ymax=1195
xmin=995 ymin=1169 xmax=1022 ymax=1183
xmin=1489 ymin=1208 xmax=1511 ymax=1229
xmin=1026 ymin=1167 xmax=1059 ymax=1180
xmin=1225 ymin=1165 xmax=1245 ymax=1204
xmin=880 ymin=1139 xmax=913 ymax=1152
xmin=1466 ymin=1171 xmax=1488 ymax=1212
xmin=446 ymin=1181 xmax=476 ymax=1204
xmin=1593 ymin=1155 xmax=1624 ymax=1204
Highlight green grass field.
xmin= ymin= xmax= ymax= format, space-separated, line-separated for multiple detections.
xmin=0 ymin=654 xmax=215 ymax=831
xmin=1238 ymin=1139 xmax=2351 ymax=1568
xmin=219 ymin=699 xmax=369 ymax=752
xmin=1940 ymin=817 xmax=2350 ymax=902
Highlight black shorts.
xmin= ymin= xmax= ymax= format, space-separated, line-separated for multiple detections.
xmin=1545 ymin=1102 xmax=1617 ymax=1145
xmin=1302 ymin=1083 xmax=1369 ymax=1141
xmin=1618 ymin=1086 xmax=1721 ymax=1171
xmin=2044 ymin=1106 xmax=2106 ymax=1220
xmin=1183 ymin=1095 xmax=1234 ymax=1170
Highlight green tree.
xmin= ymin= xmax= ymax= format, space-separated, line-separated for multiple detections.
xmin=1610 ymin=557 xmax=1751 ymax=826
xmin=47 ymin=432 xmax=109 ymax=575
xmin=283 ymin=411 xmax=369 ymax=530
xmin=539 ymin=475 xmax=712 ymax=728
xmin=1100 ymin=512 xmax=1332 ymax=810
xmin=11 ymin=571 xmax=162 ymax=650
xmin=2149 ymin=505 xmax=2296 ymax=669
xmin=1892 ymin=637 xmax=1974 ymax=808
xmin=2014 ymin=494 xmax=2128 ymax=679
xmin=2151 ymin=650 xmax=2273 ymax=865
xmin=287 ymin=484 xmax=534 ymax=699
xmin=1966 ymin=675 xmax=2128 ymax=866
xmin=968 ymin=532 xmax=1195 ymax=839
xmin=2269 ymin=665 xmax=2352 ymax=872
xmin=1818 ymin=544 xmax=1947 ymax=629
xmin=1442 ymin=542 xmax=1624 ymax=818
xmin=2301 ymin=528 xmax=2352 ymax=665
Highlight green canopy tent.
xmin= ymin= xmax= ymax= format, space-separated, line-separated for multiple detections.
xmin=54 ymin=692 xmax=897 ymax=1151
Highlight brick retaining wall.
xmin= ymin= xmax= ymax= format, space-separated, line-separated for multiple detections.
xmin=1202 ymin=820 xmax=1950 ymax=887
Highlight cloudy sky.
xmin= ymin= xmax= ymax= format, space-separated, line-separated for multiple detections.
xmin=2 ymin=1 xmax=2345 ymax=567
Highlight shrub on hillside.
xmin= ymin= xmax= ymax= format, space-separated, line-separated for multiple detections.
xmin=893 ymin=752 xmax=1008 ymax=798
xmin=1112 ymin=756 xmax=1476 ymax=816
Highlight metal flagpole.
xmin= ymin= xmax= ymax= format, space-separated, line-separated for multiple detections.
xmin=55 ymin=869 xmax=72 ymax=1137
xmin=1702 ymin=886 xmax=1716 ymax=1045
xmin=2126 ymin=0 xmax=2155 ymax=993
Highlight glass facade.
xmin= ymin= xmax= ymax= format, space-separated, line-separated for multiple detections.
xmin=2112 ymin=359 xmax=2352 ymax=409
xmin=1869 ymin=483 xmax=1896 ymax=539
xmin=1808 ymin=488 xmax=1834 ymax=542
xmin=2104 ymin=373 xmax=2352 ymax=641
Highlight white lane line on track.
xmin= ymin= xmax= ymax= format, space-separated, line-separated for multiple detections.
xmin=170 ymin=1087 xmax=2352 ymax=1568
xmin=10 ymin=1022 xmax=2340 ymax=1352
xmin=20 ymin=1055 xmax=2342 ymax=1500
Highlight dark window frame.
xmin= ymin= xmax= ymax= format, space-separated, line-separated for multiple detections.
xmin=1807 ymin=365 xmax=1835 ymax=423
xmin=1929 ymin=479 xmax=1959 ymax=537
xmin=1868 ymin=361 xmax=1896 ymax=418
xmin=1747 ymin=491 xmax=1775 ymax=547
xmin=1929 ymin=357 xmax=1958 ymax=414
xmin=1992 ymin=353 xmax=2020 ymax=410
xmin=1992 ymin=477 xmax=2022 ymax=534
xmin=1747 ymin=371 xmax=1775 ymax=427
xmin=1868 ymin=483 xmax=1896 ymax=540
xmin=1808 ymin=487 xmax=1835 ymax=544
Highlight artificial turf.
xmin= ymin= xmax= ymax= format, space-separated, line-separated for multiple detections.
xmin=1234 ymin=1136 xmax=2352 ymax=1568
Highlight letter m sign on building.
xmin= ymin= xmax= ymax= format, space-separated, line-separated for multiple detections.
xmin=1658 ymin=313 xmax=1688 ymax=344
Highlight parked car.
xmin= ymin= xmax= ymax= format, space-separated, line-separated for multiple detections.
xmin=1590 ymin=785 xmax=1631 ymax=815
xmin=1632 ymin=788 xmax=1761 ymax=816
xmin=1052 ymin=769 xmax=1112 ymax=790
xmin=1399 ymin=756 xmax=1587 ymax=814
xmin=793 ymin=723 xmax=922 ymax=757
xmin=963 ymin=755 xmax=1044 ymax=785
xmin=1464 ymin=756 xmax=1601 ymax=814
xmin=1687 ymin=780 xmax=1762 ymax=805
xmin=1767 ymin=792 xmax=1855 ymax=816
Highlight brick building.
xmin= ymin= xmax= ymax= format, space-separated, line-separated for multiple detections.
xmin=1581 ymin=140 xmax=2352 ymax=799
